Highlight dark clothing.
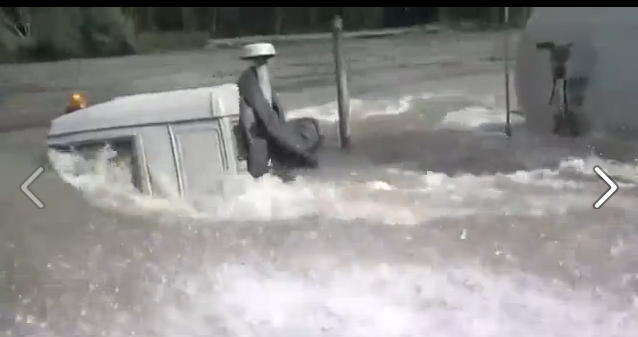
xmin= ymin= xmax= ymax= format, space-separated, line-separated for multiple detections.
xmin=236 ymin=67 xmax=322 ymax=179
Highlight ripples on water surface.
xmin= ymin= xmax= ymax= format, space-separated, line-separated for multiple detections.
xmin=2 ymin=91 xmax=638 ymax=336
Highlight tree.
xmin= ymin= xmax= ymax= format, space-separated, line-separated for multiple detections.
xmin=2 ymin=7 xmax=532 ymax=63
xmin=208 ymin=7 xmax=218 ymax=37
xmin=274 ymin=7 xmax=285 ymax=34
xmin=181 ymin=7 xmax=196 ymax=32
xmin=1 ymin=7 xmax=136 ymax=61
xmin=308 ymin=7 xmax=319 ymax=28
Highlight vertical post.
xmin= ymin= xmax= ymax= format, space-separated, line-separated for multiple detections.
xmin=332 ymin=15 xmax=351 ymax=149
xmin=503 ymin=7 xmax=512 ymax=137
xmin=521 ymin=7 xmax=530 ymax=26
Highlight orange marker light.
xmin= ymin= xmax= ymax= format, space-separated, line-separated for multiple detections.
xmin=66 ymin=93 xmax=88 ymax=113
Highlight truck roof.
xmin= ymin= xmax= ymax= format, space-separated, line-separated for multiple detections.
xmin=49 ymin=84 xmax=239 ymax=137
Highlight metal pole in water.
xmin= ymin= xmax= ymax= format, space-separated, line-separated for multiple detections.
xmin=504 ymin=7 xmax=512 ymax=137
xmin=332 ymin=15 xmax=351 ymax=149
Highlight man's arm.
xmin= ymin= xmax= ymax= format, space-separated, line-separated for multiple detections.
xmin=272 ymin=92 xmax=287 ymax=124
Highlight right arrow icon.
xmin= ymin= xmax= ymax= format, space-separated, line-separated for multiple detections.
xmin=593 ymin=166 xmax=619 ymax=209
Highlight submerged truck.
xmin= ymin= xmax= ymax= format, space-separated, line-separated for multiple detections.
xmin=47 ymin=84 xmax=246 ymax=198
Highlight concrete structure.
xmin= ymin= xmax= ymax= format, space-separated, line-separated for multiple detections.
xmin=47 ymin=84 xmax=244 ymax=197
xmin=516 ymin=7 xmax=638 ymax=137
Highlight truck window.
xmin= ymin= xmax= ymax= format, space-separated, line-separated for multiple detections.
xmin=171 ymin=121 xmax=228 ymax=196
xmin=52 ymin=139 xmax=143 ymax=193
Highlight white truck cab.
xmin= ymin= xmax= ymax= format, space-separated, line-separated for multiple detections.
xmin=47 ymin=84 xmax=246 ymax=198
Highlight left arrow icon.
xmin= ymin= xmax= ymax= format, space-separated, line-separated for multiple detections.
xmin=21 ymin=166 xmax=44 ymax=209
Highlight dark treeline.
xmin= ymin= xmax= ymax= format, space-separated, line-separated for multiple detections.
xmin=0 ymin=7 xmax=531 ymax=62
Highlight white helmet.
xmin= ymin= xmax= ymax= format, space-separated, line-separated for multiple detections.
xmin=240 ymin=43 xmax=276 ymax=60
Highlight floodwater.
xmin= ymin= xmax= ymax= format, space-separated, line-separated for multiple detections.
xmin=3 ymin=74 xmax=638 ymax=337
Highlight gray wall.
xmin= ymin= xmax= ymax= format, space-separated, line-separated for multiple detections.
xmin=515 ymin=7 xmax=638 ymax=137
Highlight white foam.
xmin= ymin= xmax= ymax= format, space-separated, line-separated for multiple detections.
xmin=437 ymin=106 xmax=526 ymax=131
xmin=152 ymin=263 xmax=638 ymax=337
xmin=290 ymin=91 xmax=524 ymax=134
xmin=558 ymin=155 xmax=638 ymax=185
xmin=48 ymin=149 xmax=198 ymax=217
xmin=48 ymin=144 xmax=638 ymax=226
xmin=287 ymin=92 xmax=449 ymax=122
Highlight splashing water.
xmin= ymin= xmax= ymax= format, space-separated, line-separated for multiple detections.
xmin=45 ymin=89 xmax=638 ymax=228
xmin=28 ymin=90 xmax=638 ymax=337
xmin=155 ymin=263 xmax=638 ymax=337
xmin=47 ymin=143 xmax=638 ymax=225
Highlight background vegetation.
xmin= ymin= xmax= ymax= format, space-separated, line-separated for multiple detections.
xmin=0 ymin=7 xmax=531 ymax=63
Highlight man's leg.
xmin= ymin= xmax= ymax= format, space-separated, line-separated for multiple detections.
xmin=247 ymin=137 xmax=271 ymax=179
